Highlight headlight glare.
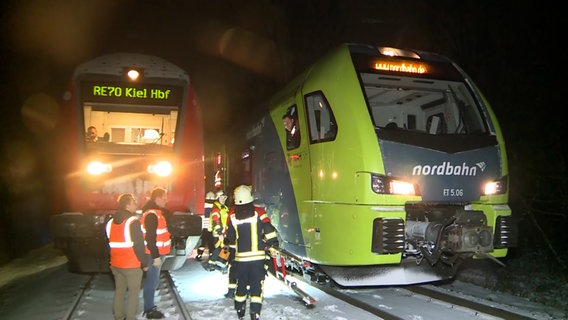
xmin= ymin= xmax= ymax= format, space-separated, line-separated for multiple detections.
xmin=87 ymin=161 xmax=112 ymax=175
xmin=371 ymin=174 xmax=417 ymax=195
xmin=148 ymin=160 xmax=173 ymax=177
xmin=483 ymin=176 xmax=508 ymax=195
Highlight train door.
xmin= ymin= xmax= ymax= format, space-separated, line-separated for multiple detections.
xmin=303 ymin=91 xmax=338 ymax=252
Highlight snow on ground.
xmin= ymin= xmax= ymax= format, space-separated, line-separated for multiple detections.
xmin=0 ymin=243 xmax=67 ymax=289
xmin=173 ymin=252 xmax=378 ymax=320
xmin=0 ymin=244 xmax=378 ymax=320
xmin=0 ymin=244 xmax=566 ymax=320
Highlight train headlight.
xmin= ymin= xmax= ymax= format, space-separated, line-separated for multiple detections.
xmin=483 ymin=176 xmax=508 ymax=195
xmin=371 ymin=174 xmax=418 ymax=195
xmin=148 ymin=160 xmax=173 ymax=177
xmin=87 ymin=161 xmax=112 ymax=175
xmin=391 ymin=180 xmax=415 ymax=195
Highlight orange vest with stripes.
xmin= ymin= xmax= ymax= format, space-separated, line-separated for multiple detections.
xmin=141 ymin=209 xmax=172 ymax=255
xmin=106 ymin=216 xmax=142 ymax=268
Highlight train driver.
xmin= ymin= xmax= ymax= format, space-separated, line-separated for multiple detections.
xmin=86 ymin=126 xmax=99 ymax=142
xmin=282 ymin=112 xmax=300 ymax=150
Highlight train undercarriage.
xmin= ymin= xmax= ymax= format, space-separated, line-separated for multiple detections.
xmin=271 ymin=204 xmax=517 ymax=287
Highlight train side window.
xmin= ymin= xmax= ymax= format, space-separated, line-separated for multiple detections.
xmin=305 ymin=91 xmax=337 ymax=143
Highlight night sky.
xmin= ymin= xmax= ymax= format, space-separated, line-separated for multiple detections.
xmin=0 ymin=1 xmax=565 ymax=260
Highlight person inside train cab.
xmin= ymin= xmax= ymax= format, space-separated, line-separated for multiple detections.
xmin=282 ymin=110 xmax=300 ymax=150
xmin=86 ymin=126 xmax=99 ymax=142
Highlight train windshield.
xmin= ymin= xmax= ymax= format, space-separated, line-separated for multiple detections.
xmin=79 ymin=78 xmax=184 ymax=153
xmin=83 ymin=103 xmax=178 ymax=151
xmin=361 ymin=73 xmax=487 ymax=135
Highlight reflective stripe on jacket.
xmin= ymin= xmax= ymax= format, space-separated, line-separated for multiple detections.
xmin=106 ymin=216 xmax=141 ymax=268
xmin=204 ymin=202 xmax=214 ymax=231
xmin=226 ymin=207 xmax=279 ymax=263
xmin=141 ymin=209 xmax=172 ymax=255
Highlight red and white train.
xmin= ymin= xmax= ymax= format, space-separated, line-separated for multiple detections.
xmin=49 ymin=53 xmax=205 ymax=272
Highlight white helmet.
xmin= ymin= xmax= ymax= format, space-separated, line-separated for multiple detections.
xmin=233 ymin=185 xmax=254 ymax=205
xmin=205 ymin=191 xmax=216 ymax=201
xmin=216 ymin=190 xmax=227 ymax=200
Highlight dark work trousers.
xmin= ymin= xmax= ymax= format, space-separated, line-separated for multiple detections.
xmin=198 ymin=229 xmax=215 ymax=253
xmin=234 ymin=259 xmax=266 ymax=317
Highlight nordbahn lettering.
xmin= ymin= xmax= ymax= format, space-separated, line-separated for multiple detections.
xmin=412 ymin=161 xmax=482 ymax=176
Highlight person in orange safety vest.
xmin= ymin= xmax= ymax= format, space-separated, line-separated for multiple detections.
xmin=141 ymin=187 xmax=171 ymax=319
xmin=106 ymin=193 xmax=148 ymax=320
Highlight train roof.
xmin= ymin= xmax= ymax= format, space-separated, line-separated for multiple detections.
xmin=73 ymin=53 xmax=189 ymax=81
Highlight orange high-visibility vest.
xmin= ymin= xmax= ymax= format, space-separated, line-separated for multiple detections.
xmin=141 ymin=209 xmax=172 ymax=255
xmin=106 ymin=216 xmax=142 ymax=268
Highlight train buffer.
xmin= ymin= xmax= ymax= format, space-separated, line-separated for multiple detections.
xmin=269 ymin=248 xmax=316 ymax=308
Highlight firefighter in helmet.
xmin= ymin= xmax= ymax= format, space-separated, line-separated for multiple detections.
xmin=225 ymin=185 xmax=279 ymax=320
xmin=207 ymin=190 xmax=230 ymax=271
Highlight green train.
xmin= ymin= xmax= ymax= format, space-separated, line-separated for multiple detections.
xmin=234 ymin=43 xmax=517 ymax=286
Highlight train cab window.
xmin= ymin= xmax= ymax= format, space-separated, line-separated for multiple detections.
xmin=362 ymin=73 xmax=488 ymax=136
xmin=305 ymin=91 xmax=337 ymax=143
xmin=282 ymin=105 xmax=301 ymax=150
xmin=83 ymin=104 xmax=178 ymax=148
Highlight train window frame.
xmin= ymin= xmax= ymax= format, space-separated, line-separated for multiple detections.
xmin=305 ymin=91 xmax=337 ymax=144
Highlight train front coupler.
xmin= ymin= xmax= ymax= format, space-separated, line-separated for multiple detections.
xmin=406 ymin=210 xmax=495 ymax=267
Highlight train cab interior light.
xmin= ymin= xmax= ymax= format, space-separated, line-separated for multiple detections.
xmin=142 ymin=129 xmax=160 ymax=141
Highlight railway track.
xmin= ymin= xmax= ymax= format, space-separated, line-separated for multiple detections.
xmin=1 ymin=264 xmax=191 ymax=320
xmin=2 ymin=259 xmax=562 ymax=319
xmin=68 ymin=272 xmax=190 ymax=320
xmin=308 ymin=277 xmax=545 ymax=320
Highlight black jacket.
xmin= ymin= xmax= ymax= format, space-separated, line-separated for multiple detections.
xmin=226 ymin=203 xmax=279 ymax=262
